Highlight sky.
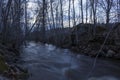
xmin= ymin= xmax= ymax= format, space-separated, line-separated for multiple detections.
xmin=23 ymin=0 xmax=119 ymax=29
xmin=27 ymin=0 xmax=86 ymax=27
xmin=27 ymin=0 xmax=86 ymax=13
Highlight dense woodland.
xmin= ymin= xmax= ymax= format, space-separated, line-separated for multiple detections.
xmin=0 ymin=0 xmax=120 ymax=80
xmin=0 ymin=0 xmax=120 ymax=48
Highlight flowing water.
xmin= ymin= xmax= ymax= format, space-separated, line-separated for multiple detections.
xmin=19 ymin=42 xmax=120 ymax=80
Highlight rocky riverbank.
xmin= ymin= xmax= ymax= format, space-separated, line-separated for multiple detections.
xmin=0 ymin=43 xmax=29 ymax=80
xmin=47 ymin=24 xmax=120 ymax=60
xmin=30 ymin=23 xmax=120 ymax=60
xmin=70 ymin=43 xmax=120 ymax=59
xmin=69 ymin=34 xmax=120 ymax=59
xmin=44 ymin=39 xmax=120 ymax=60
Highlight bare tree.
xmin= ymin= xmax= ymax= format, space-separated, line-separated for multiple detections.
xmin=72 ymin=0 xmax=76 ymax=26
xmin=50 ymin=0 xmax=55 ymax=29
xmin=85 ymin=0 xmax=88 ymax=23
xmin=90 ymin=0 xmax=98 ymax=35
xmin=25 ymin=0 xmax=28 ymax=37
xmin=117 ymin=0 xmax=120 ymax=22
xmin=42 ymin=0 xmax=46 ymax=42
xmin=68 ymin=0 xmax=71 ymax=28
xmin=80 ymin=0 xmax=84 ymax=23
xmin=99 ymin=0 xmax=113 ymax=26
xmin=55 ymin=2 xmax=59 ymax=28
xmin=0 ymin=0 xmax=24 ymax=48
xmin=60 ymin=0 xmax=64 ymax=28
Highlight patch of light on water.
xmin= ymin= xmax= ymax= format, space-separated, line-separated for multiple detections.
xmin=28 ymin=42 xmax=36 ymax=46
xmin=60 ymin=55 xmax=78 ymax=74
xmin=46 ymin=44 xmax=56 ymax=51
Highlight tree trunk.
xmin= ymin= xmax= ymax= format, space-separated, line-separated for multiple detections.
xmin=60 ymin=0 xmax=64 ymax=28
xmin=81 ymin=0 xmax=84 ymax=23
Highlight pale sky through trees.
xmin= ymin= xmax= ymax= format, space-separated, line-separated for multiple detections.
xmin=27 ymin=0 xmax=86 ymax=27
xmin=26 ymin=0 xmax=118 ymax=28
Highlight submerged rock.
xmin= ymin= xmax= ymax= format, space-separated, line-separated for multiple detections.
xmin=114 ymin=53 xmax=120 ymax=59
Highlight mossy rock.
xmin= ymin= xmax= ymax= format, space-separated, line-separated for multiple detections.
xmin=0 ymin=55 xmax=9 ymax=73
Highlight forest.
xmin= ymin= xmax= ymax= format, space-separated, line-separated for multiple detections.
xmin=0 ymin=0 xmax=120 ymax=80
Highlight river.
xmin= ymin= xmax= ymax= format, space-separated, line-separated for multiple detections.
xmin=19 ymin=42 xmax=120 ymax=80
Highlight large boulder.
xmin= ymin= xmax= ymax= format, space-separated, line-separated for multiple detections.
xmin=89 ymin=50 xmax=97 ymax=57
xmin=106 ymin=50 xmax=116 ymax=57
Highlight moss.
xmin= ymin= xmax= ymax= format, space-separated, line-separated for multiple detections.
xmin=15 ymin=71 xmax=29 ymax=80
xmin=0 ymin=55 xmax=9 ymax=73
